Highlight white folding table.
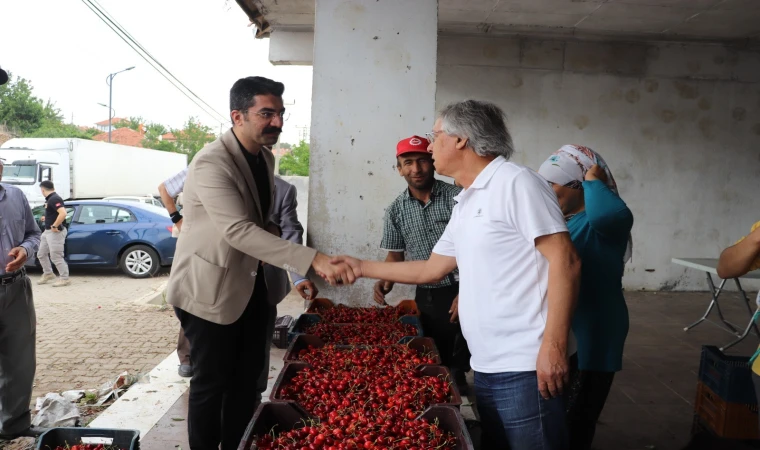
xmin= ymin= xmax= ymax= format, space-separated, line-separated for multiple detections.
xmin=672 ymin=257 xmax=760 ymax=350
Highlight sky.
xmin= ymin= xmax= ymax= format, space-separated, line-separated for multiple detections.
xmin=0 ymin=0 xmax=313 ymax=145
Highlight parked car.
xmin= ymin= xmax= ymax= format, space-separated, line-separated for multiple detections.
xmin=103 ymin=195 xmax=165 ymax=208
xmin=28 ymin=200 xmax=177 ymax=278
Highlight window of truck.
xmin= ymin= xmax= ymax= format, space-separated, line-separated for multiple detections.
xmin=3 ymin=164 xmax=37 ymax=185
xmin=39 ymin=166 xmax=52 ymax=182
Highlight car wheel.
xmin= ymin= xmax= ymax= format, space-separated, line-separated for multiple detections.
xmin=119 ymin=245 xmax=160 ymax=278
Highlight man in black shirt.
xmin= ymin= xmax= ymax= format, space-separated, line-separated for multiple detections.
xmin=37 ymin=181 xmax=70 ymax=287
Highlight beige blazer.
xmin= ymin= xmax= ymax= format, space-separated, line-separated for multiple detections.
xmin=165 ymin=130 xmax=317 ymax=325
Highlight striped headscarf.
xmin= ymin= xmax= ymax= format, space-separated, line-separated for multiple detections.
xmin=538 ymin=145 xmax=632 ymax=262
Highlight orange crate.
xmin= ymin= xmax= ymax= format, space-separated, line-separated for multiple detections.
xmin=694 ymin=381 xmax=759 ymax=440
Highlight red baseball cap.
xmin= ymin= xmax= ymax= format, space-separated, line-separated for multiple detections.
xmin=396 ymin=135 xmax=430 ymax=157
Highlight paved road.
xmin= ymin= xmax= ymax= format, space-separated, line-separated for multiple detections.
xmin=28 ymin=268 xmax=179 ymax=401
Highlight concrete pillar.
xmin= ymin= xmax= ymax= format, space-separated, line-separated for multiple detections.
xmin=307 ymin=0 xmax=438 ymax=305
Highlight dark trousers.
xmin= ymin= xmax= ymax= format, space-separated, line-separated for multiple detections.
xmin=564 ymin=354 xmax=615 ymax=450
xmin=0 ymin=276 xmax=35 ymax=435
xmin=177 ymin=327 xmax=191 ymax=366
xmin=415 ymin=284 xmax=471 ymax=374
xmin=175 ymin=271 xmax=273 ymax=450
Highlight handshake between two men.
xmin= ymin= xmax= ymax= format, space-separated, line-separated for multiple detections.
xmin=310 ymin=253 xmax=363 ymax=286
xmin=310 ymin=252 xmax=454 ymax=289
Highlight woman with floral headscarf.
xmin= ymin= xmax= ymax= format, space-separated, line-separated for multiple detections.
xmin=538 ymin=145 xmax=634 ymax=450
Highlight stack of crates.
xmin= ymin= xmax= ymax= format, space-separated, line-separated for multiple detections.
xmin=694 ymin=345 xmax=759 ymax=440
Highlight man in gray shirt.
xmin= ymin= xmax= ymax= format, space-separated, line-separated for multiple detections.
xmin=0 ymin=159 xmax=42 ymax=440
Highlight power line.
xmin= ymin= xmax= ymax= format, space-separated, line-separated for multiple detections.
xmin=81 ymin=0 xmax=226 ymax=125
xmin=88 ymin=0 xmax=228 ymax=123
xmin=79 ymin=0 xmax=228 ymax=125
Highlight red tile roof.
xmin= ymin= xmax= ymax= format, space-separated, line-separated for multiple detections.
xmin=92 ymin=127 xmax=145 ymax=147
xmin=95 ymin=117 xmax=127 ymax=126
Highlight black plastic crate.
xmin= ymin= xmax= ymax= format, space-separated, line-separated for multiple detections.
xmin=237 ymin=402 xmax=311 ymax=450
xmin=238 ymin=403 xmax=473 ymax=450
xmin=273 ymin=315 xmax=294 ymax=349
xmin=37 ymin=428 xmax=140 ymax=450
xmin=287 ymin=313 xmax=321 ymax=344
xmin=698 ymin=345 xmax=756 ymax=405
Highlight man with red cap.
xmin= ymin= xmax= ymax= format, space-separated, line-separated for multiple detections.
xmin=374 ymin=135 xmax=471 ymax=393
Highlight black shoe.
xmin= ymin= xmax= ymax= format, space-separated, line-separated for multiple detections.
xmin=178 ymin=364 xmax=194 ymax=378
xmin=0 ymin=426 xmax=49 ymax=440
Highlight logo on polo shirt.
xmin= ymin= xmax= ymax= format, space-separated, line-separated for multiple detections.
xmin=475 ymin=208 xmax=483 ymax=217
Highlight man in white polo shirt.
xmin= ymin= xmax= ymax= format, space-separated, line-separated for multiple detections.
xmin=332 ymin=100 xmax=580 ymax=450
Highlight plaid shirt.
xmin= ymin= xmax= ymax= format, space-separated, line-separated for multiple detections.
xmin=164 ymin=167 xmax=189 ymax=198
xmin=381 ymin=180 xmax=461 ymax=288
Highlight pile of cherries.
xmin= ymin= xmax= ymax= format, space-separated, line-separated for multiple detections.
xmin=279 ymin=365 xmax=452 ymax=421
xmin=316 ymin=304 xmax=417 ymax=324
xmin=50 ymin=445 xmax=126 ymax=450
xmin=294 ymin=345 xmax=437 ymax=371
xmin=254 ymin=345 xmax=457 ymax=449
xmin=254 ymin=416 xmax=457 ymax=450
xmin=302 ymin=323 xmax=418 ymax=346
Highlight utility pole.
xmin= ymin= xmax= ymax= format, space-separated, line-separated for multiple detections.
xmin=106 ymin=66 xmax=135 ymax=142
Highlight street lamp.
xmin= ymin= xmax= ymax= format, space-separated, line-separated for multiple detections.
xmin=97 ymin=103 xmax=115 ymax=124
xmin=106 ymin=66 xmax=135 ymax=142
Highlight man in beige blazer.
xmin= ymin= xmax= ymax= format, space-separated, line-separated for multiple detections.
xmin=165 ymin=76 xmax=354 ymax=450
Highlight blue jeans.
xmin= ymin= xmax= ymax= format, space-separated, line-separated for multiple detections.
xmin=475 ymin=371 xmax=568 ymax=450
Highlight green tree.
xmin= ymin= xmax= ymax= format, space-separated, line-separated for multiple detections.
xmin=278 ymin=140 xmax=309 ymax=176
xmin=146 ymin=123 xmax=168 ymax=136
xmin=29 ymin=122 xmax=100 ymax=139
xmin=115 ymin=116 xmax=145 ymax=131
xmin=141 ymin=122 xmax=176 ymax=152
xmin=0 ymin=73 xmax=61 ymax=135
xmin=278 ymin=142 xmax=292 ymax=150
xmin=171 ymin=117 xmax=216 ymax=162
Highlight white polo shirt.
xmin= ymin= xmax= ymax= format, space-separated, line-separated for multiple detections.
xmin=432 ymin=156 xmax=570 ymax=373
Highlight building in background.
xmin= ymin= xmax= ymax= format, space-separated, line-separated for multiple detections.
xmin=92 ymin=125 xmax=145 ymax=147
xmin=94 ymin=117 xmax=128 ymax=133
xmin=236 ymin=0 xmax=760 ymax=301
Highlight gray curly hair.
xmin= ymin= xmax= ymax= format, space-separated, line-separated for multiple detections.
xmin=438 ymin=100 xmax=515 ymax=160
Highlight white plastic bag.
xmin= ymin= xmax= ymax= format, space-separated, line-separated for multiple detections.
xmin=32 ymin=393 xmax=80 ymax=428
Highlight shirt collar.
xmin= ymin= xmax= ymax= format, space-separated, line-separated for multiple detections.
xmin=470 ymin=156 xmax=506 ymax=190
xmin=231 ymin=130 xmax=269 ymax=163
xmin=453 ymin=156 xmax=506 ymax=202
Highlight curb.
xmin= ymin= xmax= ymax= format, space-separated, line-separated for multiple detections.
xmin=134 ymin=280 xmax=169 ymax=306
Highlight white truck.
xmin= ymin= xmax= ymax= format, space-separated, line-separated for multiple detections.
xmin=0 ymin=138 xmax=188 ymax=207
